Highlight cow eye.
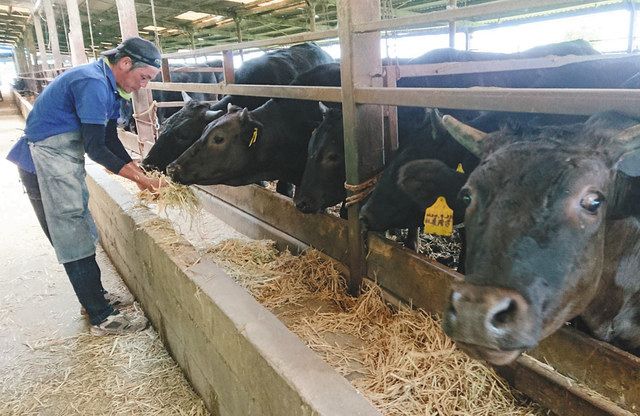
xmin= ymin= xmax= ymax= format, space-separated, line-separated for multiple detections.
xmin=326 ymin=153 xmax=339 ymax=163
xmin=580 ymin=192 xmax=604 ymax=214
xmin=213 ymin=136 xmax=224 ymax=144
xmin=459 ymin=188 xmax=472 ymax=207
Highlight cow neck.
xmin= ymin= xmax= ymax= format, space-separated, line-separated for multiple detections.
xmin=248 ymin=99 xmax=309 ymax=183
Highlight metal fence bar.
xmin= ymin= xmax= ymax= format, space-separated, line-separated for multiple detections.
xmin=354 ymin=0 xmax=593 ymax=33
xmin=354 ymin=86 xmax=640 ymax=117
xmin=163 ymin=29 xmax=338 ymax=59
xmin=147 ymin=81 xmax=343 ymax=102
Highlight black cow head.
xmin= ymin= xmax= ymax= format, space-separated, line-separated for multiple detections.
xmin=441 ymin=113 xmax=640 ymax=365
xmin=141 ymin=99 xmax=223 ymax=173
xmin=294 ymin=103 xmax=345 ymax=213
xmin=167 ymin=105 xmax=264 ymax=185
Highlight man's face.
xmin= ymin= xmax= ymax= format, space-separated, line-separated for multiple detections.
xmin=115 ymin=57 xmax=160 ymax=92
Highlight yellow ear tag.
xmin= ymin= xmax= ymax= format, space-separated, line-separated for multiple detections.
xmin=423 ymin=196 xmax=454 ymax=236
xmin=248 ymin=128 xmax=258 ymax=147
xmin=456 ymin=163 xmax=464 ymax=174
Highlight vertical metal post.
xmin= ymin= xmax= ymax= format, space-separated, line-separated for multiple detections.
xmin=85 ymin=0 xmax=97 ymax=59
xmin=306 ymin=0 xmax=317 ymax=32
xmin=65 ymin=0 xmax=87 ymax=65
xmin=43 ymin=0 xmax=63 ymax=68
xmin=33 ymin=13 xmax=49 ymax=72
xmin=627 ymin=0 xmax=636 ymax=53
xmin=234 ymin=15 xmax=244 ymax=62
xmin=150 ymin=0 xmax=162 ymax=52
xmin=448 ymin=0 xmax=457 ymax=48
xmin=337 ymin=0 xmax=384 ymax=295
xmin=24 ymin=28 xmax=37 ymax=91
xmin=161 ymin=57 xmax=171 ymax=82
xmin=116 ymin=0 xmax=155 ymax=153
xmin=222 ymin=49 xmax=235 ymax=84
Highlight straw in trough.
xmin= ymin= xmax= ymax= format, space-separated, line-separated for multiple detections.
xmin=137 ymin=170 xmax=200 ymax=217
xmin=205 ymin=238 xmax=548 ymax=416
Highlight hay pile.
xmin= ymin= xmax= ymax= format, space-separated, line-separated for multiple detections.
xmin=0 ymin=326 xmax=208 ymax=415
xmin=137 ymin=171 xmax=200 ymax=217
xmin=206 ymin=239 xmax=545 ymax=416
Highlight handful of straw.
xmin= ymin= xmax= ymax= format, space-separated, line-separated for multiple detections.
xmin=137 ymin=170 xmax=200 ymax=216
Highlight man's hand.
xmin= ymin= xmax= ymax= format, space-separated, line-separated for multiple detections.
xmin=118 ymin=161 xmax=168 ymax=193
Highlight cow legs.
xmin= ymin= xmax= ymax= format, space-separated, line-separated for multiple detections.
xmin=405 ymin=227 xmax=420 ymax=252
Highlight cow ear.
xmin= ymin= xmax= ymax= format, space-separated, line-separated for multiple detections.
xmin=181 ymin=91 xmax=193 ymax=103
xmin=608 ymin=149 xmax=640 ymax=218
xmin=227 ymin=103 xmax=241 ymax=113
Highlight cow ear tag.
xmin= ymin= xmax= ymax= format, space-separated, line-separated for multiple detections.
xmin=456 ymin=163 xmax=464 ymax=173
xmin=423 ymin=196 xmax=453 ymax=236
xmin=248 ymin=128 xmax=258 ymax=147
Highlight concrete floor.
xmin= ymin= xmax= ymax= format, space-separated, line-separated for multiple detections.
xmin=0 ymin=88 xmax=207 ymax=415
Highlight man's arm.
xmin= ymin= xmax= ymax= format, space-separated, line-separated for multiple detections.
xmin=82 ymin=123 xmax=162 ymax=192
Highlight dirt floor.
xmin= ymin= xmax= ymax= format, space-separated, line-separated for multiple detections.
xmin=0 ymin=89 xmax=208 ymax=415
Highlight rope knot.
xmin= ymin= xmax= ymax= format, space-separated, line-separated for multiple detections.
xmin=344 ymin=171 xmax=383 ymax=207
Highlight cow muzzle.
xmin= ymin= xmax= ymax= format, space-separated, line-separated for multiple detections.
xmin=442 ymin=281 xmax=539 ymax=365
xmin=166 ymin=162 xmax=183 ymax=183
xmin=294 ymin=195 xmax=321 ymax=214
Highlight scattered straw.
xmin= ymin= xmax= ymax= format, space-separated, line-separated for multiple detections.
xmin=205 ymin=239 xmax=547 ymax=416
xmin=0 ymin=327 xmax=208 ymax=416
xmin=137 ymin=171 xmax=200 ymax=217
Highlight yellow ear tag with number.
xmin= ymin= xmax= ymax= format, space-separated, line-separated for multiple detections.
xmin=248 ymin=128 xmax=258 ymax=147
xmin=456 ymin=163 xmax=464 ymax=174
xmin=423 ymin=196 xmax=453 ymax=236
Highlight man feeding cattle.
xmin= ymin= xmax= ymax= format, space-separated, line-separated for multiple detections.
xmin=6 ymin=36 xmax=166 ymax=336
xmin=437 ymin=111 xmax=640 ymax=365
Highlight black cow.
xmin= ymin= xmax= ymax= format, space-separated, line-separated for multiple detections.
xmin=439 ymin=112 xmax=640 ymax=365
xmin=119 ymin=61 xmax=223 ymax=132
xmin=141 ymin=43 xmax=333 ymax=172
xmin=293 ymin=40 xmax=611 ymax=216
xmin=165 ymin=63 xmax=343 ymax=190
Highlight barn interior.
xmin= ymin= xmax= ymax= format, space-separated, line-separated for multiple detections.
xmin=1 ymin=1 xmax=640 ymax=415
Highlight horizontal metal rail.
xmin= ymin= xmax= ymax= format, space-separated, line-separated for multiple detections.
xmin=354 ymin=86 xmax=640 ymax=117
xmin=147 ymin=81 xmax=640 ymax=117
xmin=354 ymin=0 xmax=598 ymax=33
xmin=163 ymin=29 xmax=338 ymax=59
xmin=147 ymin=81 xmax=343 ymax=103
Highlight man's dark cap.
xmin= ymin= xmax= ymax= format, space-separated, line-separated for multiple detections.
xmin=102 ymin=37 xmax=162 ymax=68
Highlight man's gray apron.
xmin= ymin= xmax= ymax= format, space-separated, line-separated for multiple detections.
xmin=29 ymin=131 xmax=99 ymax=264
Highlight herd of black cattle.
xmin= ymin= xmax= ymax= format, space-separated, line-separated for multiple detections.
xmin=131 ymin=40 xmax=640 ymax=365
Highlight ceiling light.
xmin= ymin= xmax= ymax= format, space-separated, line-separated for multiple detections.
xmin=257 ymin=0 xmax=286 ymax=6
xmin=175 ymin=11 xmax=211 ymax=21
xmin=143 ymin=25 xmax=166 ymax=31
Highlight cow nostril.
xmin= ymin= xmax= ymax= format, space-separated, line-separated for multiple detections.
xmin=489 ymin=298 xmax=518 ymax=330
xmin=166 ymin=163 xmax=181 ymax=179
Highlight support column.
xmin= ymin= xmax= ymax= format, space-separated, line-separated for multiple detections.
xmin=337 ymin=0 xmax=384 ymax=295
xmin=65 ymin=0 xmax=87 ymax=65
xmin=43 ymin=0 xmax=63 ymax=68
xmin=24 ymin=28 xmax=38 ymax=91
xmin=33 ymin=13 xmax=49 ymax=71
xmin=306 ymin=0 xmax=316 ymax=32
xmin=448 ymin=0 xmax=457 ymax=48
xmin=116 ymin=0 xmax=155 ymax=151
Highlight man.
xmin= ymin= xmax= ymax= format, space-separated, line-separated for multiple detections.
xmin=7 ymin=37 xmax=165 ymax=335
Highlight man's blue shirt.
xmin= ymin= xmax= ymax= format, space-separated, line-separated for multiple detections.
xmin=7 ymin=59 xmax=121 ymax=173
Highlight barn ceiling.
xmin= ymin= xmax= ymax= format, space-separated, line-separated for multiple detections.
xmin=0 ymin=0 xmax=630 ymax=56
